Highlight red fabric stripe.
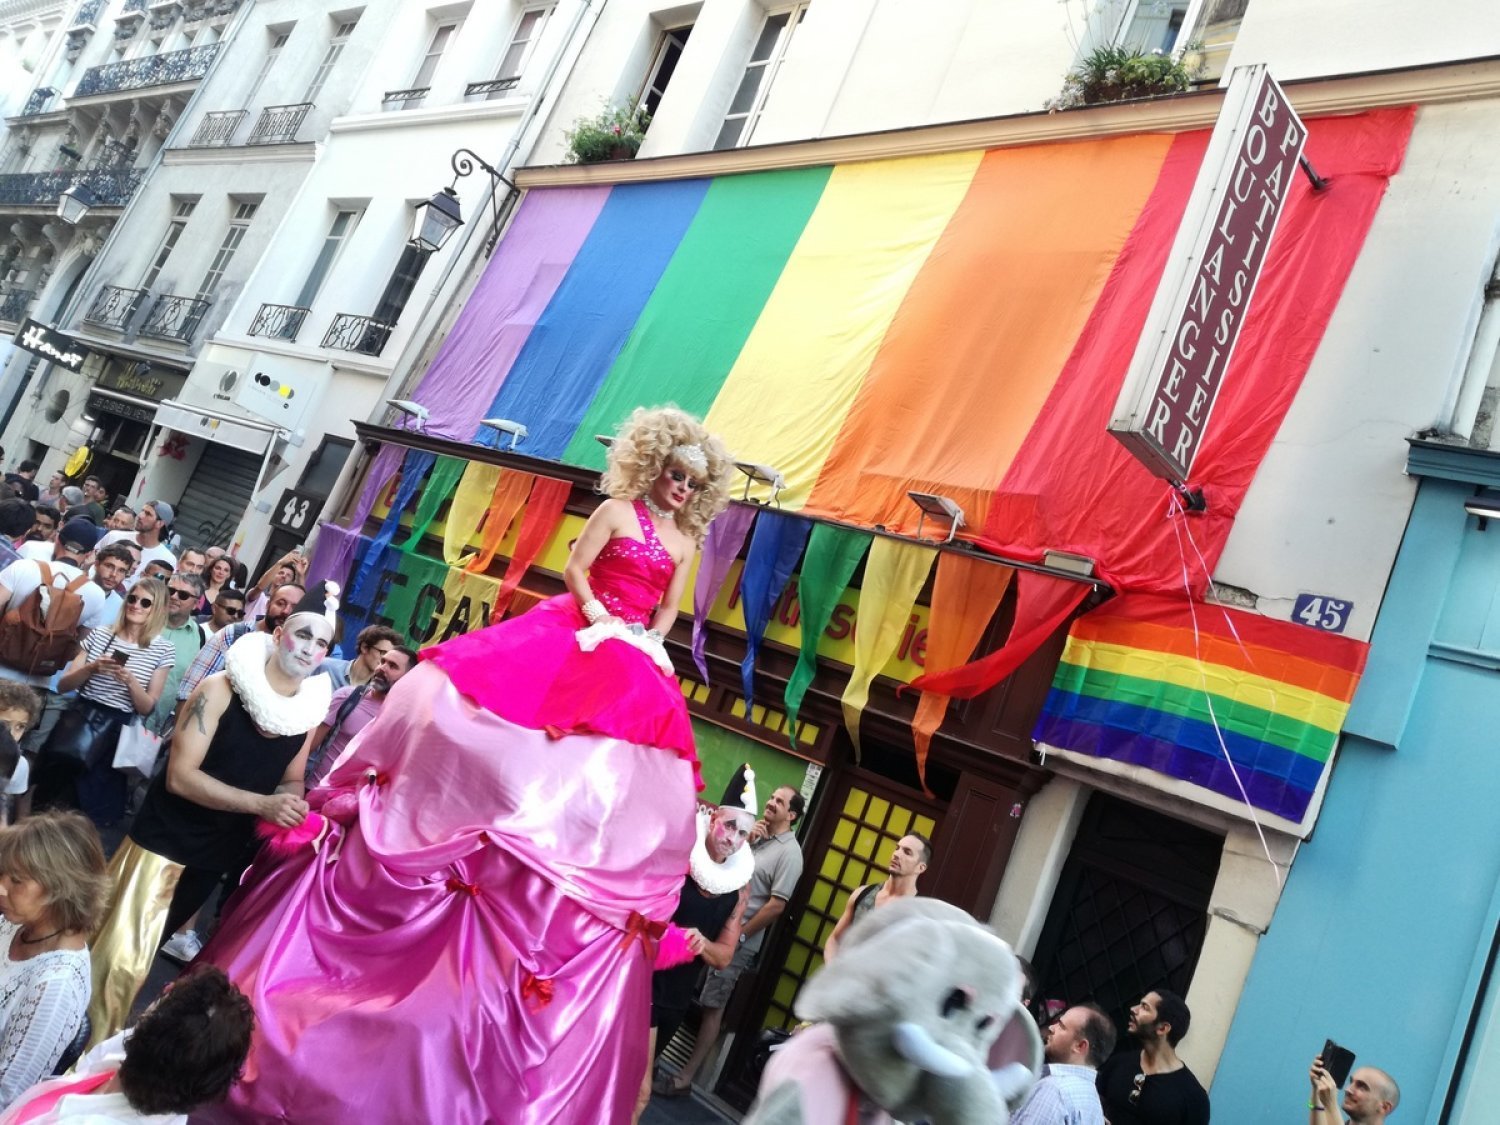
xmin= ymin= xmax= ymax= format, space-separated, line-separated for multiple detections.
xmin=980 ymin=108 xmax=1416 ymax=596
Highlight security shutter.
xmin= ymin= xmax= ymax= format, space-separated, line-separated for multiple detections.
xmin=174 ymin=444 xmax=262 ymax=551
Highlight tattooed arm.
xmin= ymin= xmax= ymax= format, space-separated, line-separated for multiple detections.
xmin=166 ymin=674 xmax=308 ymax=826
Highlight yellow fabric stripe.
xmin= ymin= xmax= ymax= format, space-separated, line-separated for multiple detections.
xmin=703 ymin=151 xmax=983 ymax=508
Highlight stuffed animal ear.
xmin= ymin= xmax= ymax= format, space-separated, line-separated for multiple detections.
xmin=796 ymin=918 xmax=955 ymax=1024
xmin=986 ymin=1002 xmax=1045 ymax=1110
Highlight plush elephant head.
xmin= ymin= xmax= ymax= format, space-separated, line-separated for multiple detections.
xmin=770 ymin=896 xmax=1043 ymax=1125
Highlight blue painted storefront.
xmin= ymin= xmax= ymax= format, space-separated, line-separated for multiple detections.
xmin=1212 ymin=468 xmax=1500 ymax=1122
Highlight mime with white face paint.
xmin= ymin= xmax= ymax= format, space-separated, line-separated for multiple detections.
xmin=83 ymin=584 xmax=338 ymax=1046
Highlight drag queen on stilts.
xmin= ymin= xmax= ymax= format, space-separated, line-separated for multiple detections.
xmin=198 ymin=406 xmax=734 ymax=1125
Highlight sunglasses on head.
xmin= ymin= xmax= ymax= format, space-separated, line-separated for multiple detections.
xmin=667 ymin=468 xmax=705 ymax=492
xmin=125 ymin=595 xmax=153 ymax=608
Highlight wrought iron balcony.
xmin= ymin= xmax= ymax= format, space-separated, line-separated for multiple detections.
xmin=382 ymin=87 xmax=429 ymax=110
xmin=187 ymin=109 xmax=245 ymax=147
xmin=85 ymin=285 xmax=148 ymax=331
xmin=464 ymin=78 xmax=519 ymax=100
xmin=248 ymin=302 xmax=310 ymax=342
xmin=71 ymin=0 xmax=106 ymax=28
xmin=18 ymin=87 xmax=58 ymax=117
xmin=0 ymin=167 xmax=142 ymax=209
xmin=246 ymin=102 xmax=312 ymax=145
xmin=76 ymin=42 xmax=219 ymax=98
xmin=118 ymin=0 xmax=147 ymax=14
xmin=0 ymin=290 xmax=35 ymax=324
xmin=139 ymin=292 xmax=210 ymax=342
xmin=322 ymin=313 xmax=393 ymax=357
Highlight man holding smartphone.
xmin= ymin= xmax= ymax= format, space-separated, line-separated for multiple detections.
xmin=1310 ymin=1057 xmax=1400 ymax=1123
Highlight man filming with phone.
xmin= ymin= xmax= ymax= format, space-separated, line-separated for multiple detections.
xmin=1309 ymin=1055 xmax=1400 ymax=1124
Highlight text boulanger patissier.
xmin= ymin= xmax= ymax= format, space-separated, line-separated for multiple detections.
xmin=1143 ymin=80 xmax=1307 ymax=476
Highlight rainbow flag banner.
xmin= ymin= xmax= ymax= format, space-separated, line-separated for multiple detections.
xmin=1034 ymin=593 xmax=1369 ymax=822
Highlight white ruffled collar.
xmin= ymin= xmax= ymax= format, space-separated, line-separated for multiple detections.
xmin=688 ymin=808 xmax=755 ymax=896
xmin=224 ymin=632 xmax=332 ymax=737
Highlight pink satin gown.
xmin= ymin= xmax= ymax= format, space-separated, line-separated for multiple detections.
xmin=198 ymin=501 xmax=701 ymax=1124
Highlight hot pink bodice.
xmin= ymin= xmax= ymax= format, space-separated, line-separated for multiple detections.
xmin=587 ymin=500 xmax=676 ymax=625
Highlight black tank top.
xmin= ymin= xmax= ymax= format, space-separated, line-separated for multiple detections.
xmin=130 ymin=692 xmax=306 ymax=872
xmin=652 ymin=874 xmax=743 ymax=1015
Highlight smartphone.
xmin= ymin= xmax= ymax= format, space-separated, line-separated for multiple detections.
xmin=110 ymin=651 xmax=129 ymax=666
xmin=1321 ymin=1039 xmax=1355 ymax=1088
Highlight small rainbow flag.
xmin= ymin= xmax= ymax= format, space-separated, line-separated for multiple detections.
xmin=1034 ymin=593 xmax=1368 ymax=822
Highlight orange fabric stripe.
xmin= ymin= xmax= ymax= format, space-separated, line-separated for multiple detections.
xmin=465 ymin=472 xmax=535 ymax=574
xmin=1068 ymin=616 xmax=1362 ymax=702
xmin=805 ymin=133 xmax=1173 ymax=533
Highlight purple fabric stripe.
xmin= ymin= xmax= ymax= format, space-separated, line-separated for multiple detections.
xmin=307 ymin=443 xmax=407 ymax=591
xmin=407 ymin=187 xmax=611 ymax=440
xmin=692 ymin=505 xmax=757 ymax=682
xmin=1036 ymin=712 xmax=1315 ymax=821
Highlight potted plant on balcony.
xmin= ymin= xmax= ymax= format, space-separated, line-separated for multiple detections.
xmin=564 ymin=99 xmax=651 ymax=164
xmin=1046 ymin=44 xmax=1203 ymax=111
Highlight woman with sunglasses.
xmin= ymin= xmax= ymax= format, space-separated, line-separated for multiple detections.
xmin=32 ymin=579 xmax=176 ymax=830
xmin=199 ymin=407 xmax=737 ymax=1125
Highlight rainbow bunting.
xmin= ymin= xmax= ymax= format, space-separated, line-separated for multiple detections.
xmin=1033 ymin=594 xmax=1368 ymax=822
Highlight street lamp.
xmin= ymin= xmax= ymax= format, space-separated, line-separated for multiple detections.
xmin=423 ymin=147 xmax=518 ymax=258
xmin=410 ymin=186 xmax=464 ymax=254
xmin=56 ymin=180 xmax=97 ymax=225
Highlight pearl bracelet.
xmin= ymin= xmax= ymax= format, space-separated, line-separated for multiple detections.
xmin=581 ymin=599 xmax=607 ymax=624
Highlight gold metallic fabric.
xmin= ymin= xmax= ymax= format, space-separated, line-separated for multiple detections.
xmin=87 ymin=839 xmax=182 ymax=1046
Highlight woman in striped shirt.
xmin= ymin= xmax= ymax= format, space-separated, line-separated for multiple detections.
xmin=33 ymin=580 xmax=176 ymax=829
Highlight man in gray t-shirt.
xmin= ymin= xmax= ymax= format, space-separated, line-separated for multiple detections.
xmin=657 ymin=785 xmax=805 ymax=1097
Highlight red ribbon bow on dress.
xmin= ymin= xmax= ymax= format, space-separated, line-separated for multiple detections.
xmin=617 ymin=911 xmax=666 ymax=960
xmin=520 ymin=972 xmax=554 ymax=1013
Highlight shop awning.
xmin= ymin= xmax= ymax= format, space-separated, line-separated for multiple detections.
xmin=155 ymin=399 xmax=281 ymax=455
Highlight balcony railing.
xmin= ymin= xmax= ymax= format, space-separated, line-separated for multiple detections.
xmin=246 ymin=102 xmax=312 ymax=145
xmin=187 ymin=109 xmax=245 ymax=147
xmin=139 ymin=292 xmax=211 ymax=342
xmin=382 ymin=87 xmax=429 ymax=111
xmin=117 ymin=0 xmax=147 ymax=14
xmin=0 ymin=167 xmax=142 ymax=209
xmin=85 ymin=285 xmax=148 ymax=331
xmin=248 ymin=302 xmax=310 ymax=342
xmin=0 ymin=290 xmax=35 ymax=324
xmin=322 ymin=313 xmax=393 ymax=357
xmin=70 ymin=0 xmax=106 ymax=28
xmin=464 ymin=78 xmax=519 ymax=100
xmin=76 ymin=42 xmax=219 ymax=98
xmin=18 ymin=87 xmax=58 ymax=116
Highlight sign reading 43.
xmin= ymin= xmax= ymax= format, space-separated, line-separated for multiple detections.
xmin=1293 ymin=593 xmax=1353 ymax=634
xmin=272 ymin=488 xmax=318 ymax=535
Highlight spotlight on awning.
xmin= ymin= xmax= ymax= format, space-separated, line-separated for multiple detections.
xmin=735 ymin=461 xmax=785 ymax=506
xmin=385 ymin=398 xmax=429 ymax=430
xmin=595 ymin=434 xmax=614 ymax=449
xmin=1464 ymin=497 xmax=1500 ymax=528
xmin=481 ymin=417 xmax=528 ymax=450
xmin=1041 ymin=549 xmax=1097 ymax=577
xmin=907 ymin=491 xmax=965 ymax=544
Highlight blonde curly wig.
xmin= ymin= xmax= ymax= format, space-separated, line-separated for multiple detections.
xmin=600 ymin=406 xmax=733 ymax=542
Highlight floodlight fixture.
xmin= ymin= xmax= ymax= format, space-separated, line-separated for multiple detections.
xmin=595 ymin=434 xmax=615 ymax=449
xmin=481 ymin=417 xmax=529 ymax=450
xmin=1041 ymin=549 xmax=1097 ymax=577
xmin=735 ymin=461 xmax=785 ymax=506
xmin=385 ymin=398 xmax=429 ymax=430
xmin=907 ymin=491 xmax=965 ymax=544
xmin=1465 ymin=497 xmax=1500 ymax=528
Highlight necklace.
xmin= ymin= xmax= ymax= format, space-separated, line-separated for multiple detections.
xmin=19 ymin=927 xmax=63 ymax=945
xmin=642 ymin=496 xmax=673 ymax=521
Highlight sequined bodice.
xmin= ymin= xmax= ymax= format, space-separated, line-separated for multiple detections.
xmin=587 ymin=501 xmax=677 ymax=625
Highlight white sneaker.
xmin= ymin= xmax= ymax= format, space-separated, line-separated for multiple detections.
xmin=160 ymin=930 xmax=203 ymax=964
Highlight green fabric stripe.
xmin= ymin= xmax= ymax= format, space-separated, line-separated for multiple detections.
xmin=562 ymin=166 xmax=833 ymax=468
xmin=400 ymin=456 xmax=466 ymax=550
xmin=784 ymin=524 xmax=871 ymax=745
xmin=1051 ymin=660 xmax=1335 ymax=762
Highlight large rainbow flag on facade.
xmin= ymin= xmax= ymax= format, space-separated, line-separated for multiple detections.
xmin=1034 ymin=593 xmax=1369 ymax=822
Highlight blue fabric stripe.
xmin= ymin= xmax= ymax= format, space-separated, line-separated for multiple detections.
xmin=481 ymin=178 xmax=712 ymax=457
